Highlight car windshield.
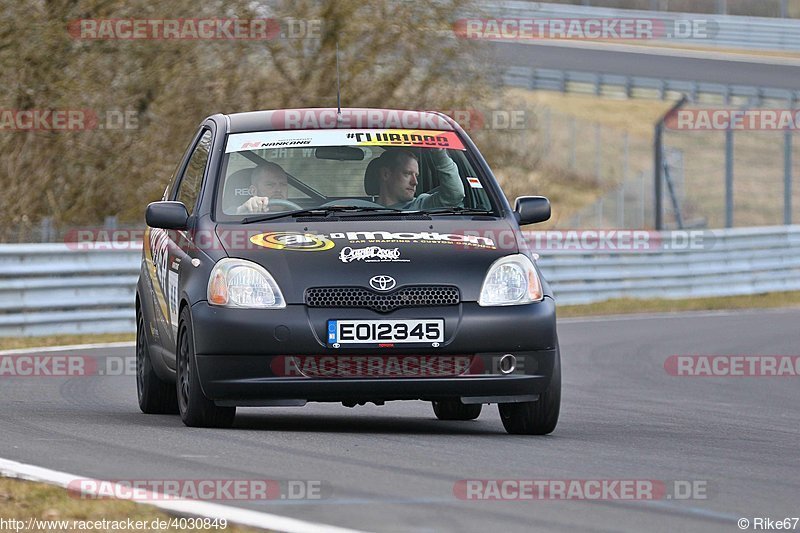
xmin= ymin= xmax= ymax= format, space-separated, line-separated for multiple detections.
xmin=216 ymin=128 xmax=494 ymax=221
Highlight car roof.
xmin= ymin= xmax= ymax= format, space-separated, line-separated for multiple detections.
xmin=220 ymin=108 xmax=459 ymax=133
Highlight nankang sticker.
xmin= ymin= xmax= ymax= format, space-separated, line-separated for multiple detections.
xmin=339 ymin=246 xmax=409 ymax=263
xmin=250 ymin=231 xmax=334 ymax=251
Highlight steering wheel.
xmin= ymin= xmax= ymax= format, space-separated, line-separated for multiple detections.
xmin=267 ymin=198 xmax=302 ymax=211
xmin=318 ymin=199 xmax=385 ymax=208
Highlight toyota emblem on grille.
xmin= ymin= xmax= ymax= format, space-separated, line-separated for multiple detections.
xmin=369 ymin=275 xmax=396 ymax=291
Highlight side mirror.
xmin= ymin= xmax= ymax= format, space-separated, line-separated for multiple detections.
xmin=146 ymin=201 xmax=189 ymax=230
xmin=514 ymin=196 xmax=551 ymax=225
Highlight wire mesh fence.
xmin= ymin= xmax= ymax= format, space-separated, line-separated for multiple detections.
xmin=535 ymin=104 xmax=800 ymax=229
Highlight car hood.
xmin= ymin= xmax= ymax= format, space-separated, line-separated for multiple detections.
xmin=214 ymin=219 xmax=521 ymax=303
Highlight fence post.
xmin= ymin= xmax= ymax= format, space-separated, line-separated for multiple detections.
xmin=655 ymin=96 xmax=688 ymax=230
xmin=655 ymin=123 xmax=664 ymax=229
xmin=785 ymin=129 xmax=793 ymax=225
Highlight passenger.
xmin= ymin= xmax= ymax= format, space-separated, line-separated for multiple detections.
xmin=376 ymin=149 xmax=464 ymax=209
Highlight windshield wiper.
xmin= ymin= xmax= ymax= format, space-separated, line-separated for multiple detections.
xmin=419 ymin=207 xmax=496 ymax=216
xmin=241 ymin=206 xmax=402 ymax=224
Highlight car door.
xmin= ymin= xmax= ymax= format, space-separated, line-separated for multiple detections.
xmin=147 ymin=127 xmax=214 ymax=369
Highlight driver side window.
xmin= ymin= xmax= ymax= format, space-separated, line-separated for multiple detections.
xmin=175 ymin=130 xmax=212 ymax=215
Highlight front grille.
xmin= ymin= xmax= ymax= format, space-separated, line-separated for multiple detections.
xmin=305 ymin=285 xmax=460 ymax=313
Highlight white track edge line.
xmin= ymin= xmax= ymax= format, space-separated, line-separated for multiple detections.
xmin=561 ymin=306 xmax=800 ymax=323
xmin=0 ymin=341 xmax=135 ymax=355
xmin=0 ymin=457 xmax=367 ymax=533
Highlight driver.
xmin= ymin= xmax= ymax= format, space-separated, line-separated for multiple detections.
xmin=376 ymin=149 xmax=464 ymax=210
xmin=236 ymin=162 xmax=289 ymax=214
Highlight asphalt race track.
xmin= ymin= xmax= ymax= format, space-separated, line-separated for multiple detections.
xmin=1 ymin=309 xmax=798 ymax=532
xmin=489 ymin=41 xmax=800 ymax=91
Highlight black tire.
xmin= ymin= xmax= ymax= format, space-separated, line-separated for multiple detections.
xmin=136 ymin=309 xmax=178 ymax=414
xmin=498 ymin=344 xmax=561 ymax=435
xmin=176 ymin=307 xmax=235 ymax=428
xmin=432 ymin=399 xmax=482 ymax=421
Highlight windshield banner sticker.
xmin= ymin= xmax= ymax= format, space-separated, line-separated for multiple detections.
xmin=226 ymin=129 xmax=466 ymax=153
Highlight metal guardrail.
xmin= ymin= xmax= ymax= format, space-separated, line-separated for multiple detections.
xmin=0 ymin=244 xmax=140 ymax=337
xmin=1 ymin=226 xmax=799 ymax=336
xmin=503 ymin=66 xmax=800 ymax=104
xmin=499 ymin=2 xmax=800 ymax=51
xmin=493 ymin=3 xmax=800 ymax=101
xmin=535 ymin=226 xmax=800 ymax=304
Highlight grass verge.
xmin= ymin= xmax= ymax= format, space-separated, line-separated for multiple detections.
xmin=0 ymin=334 xmax=134 ymax=352
xmin=0 ymin=477 xmax=262 ymax=532
xmin=558 ymin=290 xmax=800 ymax=317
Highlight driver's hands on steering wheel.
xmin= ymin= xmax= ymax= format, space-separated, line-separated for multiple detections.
xmin=236 ymin=196 xmax=271 ymax=214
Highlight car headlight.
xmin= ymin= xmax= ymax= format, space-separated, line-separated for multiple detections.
xmin=478 ymin=254 xmax=543 ymax=306
xmin=207 ymin=258 xmax=286 ymax=309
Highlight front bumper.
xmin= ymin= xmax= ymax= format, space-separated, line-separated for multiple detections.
xmin=190 ymin=297 xmax=557 ymax=404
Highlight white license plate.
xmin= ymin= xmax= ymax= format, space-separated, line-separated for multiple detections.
xmin=327 ymin=319 xmax=444 ymax=346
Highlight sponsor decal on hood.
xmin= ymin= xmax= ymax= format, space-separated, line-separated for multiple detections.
xmin=338 ymin=246 xmax=408 ymax=263
xmin=249 ymin=230 xmax=497 ymax=251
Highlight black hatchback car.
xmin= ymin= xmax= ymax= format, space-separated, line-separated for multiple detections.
xmin=136 ymin=108 xmax=560 ymax=434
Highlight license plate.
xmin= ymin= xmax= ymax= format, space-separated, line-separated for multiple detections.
xmin=327 ymin=319 xmax=444 ymax=346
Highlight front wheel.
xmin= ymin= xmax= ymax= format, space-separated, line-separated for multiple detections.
xmin=176 ymin=307 xmax=235 ymax=428
xmin=498 ymin=344 xmax=561 ymax=435
xmin=432 ymin=399 xmax=482 ymax=420
xmin=136 ymin=309 xmax=178 ymax=414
